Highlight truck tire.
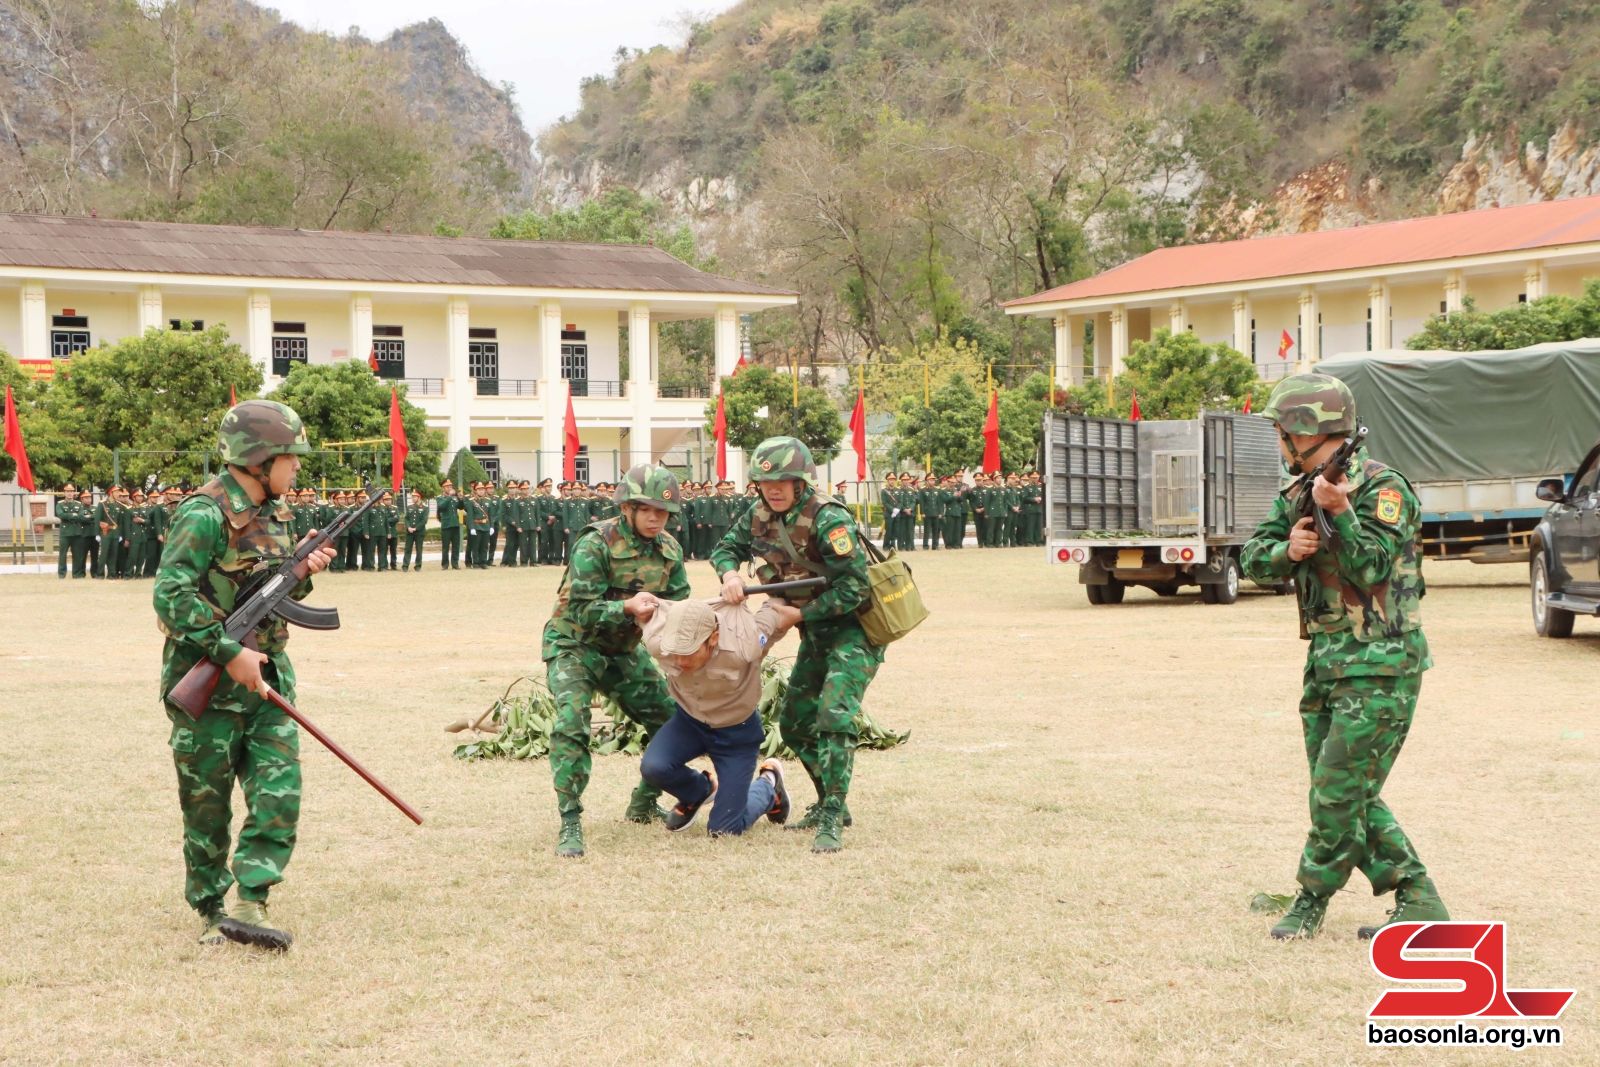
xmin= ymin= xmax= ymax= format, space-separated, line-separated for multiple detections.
xmin=1203 ymin=555 xmax=1240 ymax=605
xmin=1532 ymin=549 xmax=1574 ymax=638
xmin=1101 ymin=577 xmax=1126 ymax=604
xmin=1085 ymin=582 xmax=1104 ymax=605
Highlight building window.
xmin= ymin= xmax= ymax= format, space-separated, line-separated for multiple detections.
xmin=1366 ymin=307 xmax=1372 ymax=351
xmin=468 ymin=327 xmax=497 ymax=340
xmin=560 ymin=329 xmax=586 ymax=342
xmin=373 ymin=339 xmax=405 ymax=379
xmin=1249 ymin=318 xmax=1256 ymax=360
xmin=1518 ymin=293 xmax=1528 ymax=303
xmin=51 ymin=314 xmax=89 ymax=356
xmin=373 ymin=324 xmax=404 ymax=338
xmin=468 ymin=341 xmax=499 ymax=379
xmin=470 ymin=443 xmax=499 ymax=483
xmin=169 ymin=319 xmax=204 ymax=331
xmin=271 ymin=336 xmax=309 ymax=377
xmin=1439 ymin=300 xmax=1448 ymax=315
xmin=1318 ymin=312 xmax=1323 ymax=354
xmin=561 ymin=343 xmax=589 ymax=388
xmin=273 ymin=321 xmax=306 ymax=334
xmin=574 ymin=445 xmax=589 ymax=484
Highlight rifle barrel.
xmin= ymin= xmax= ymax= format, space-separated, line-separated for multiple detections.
xmin=263 ymin=686 xmax=423 ymax=825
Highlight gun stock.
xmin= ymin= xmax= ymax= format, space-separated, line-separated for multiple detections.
xmin=168 ymin=657 xmax=226 ymax=721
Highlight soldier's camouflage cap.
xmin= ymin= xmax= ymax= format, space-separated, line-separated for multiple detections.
xmin=615 ymin=464 xmax=682 ymax=513
xmin=1261 ymin=373 xmax=1357 ymax=435
xmin=750 ymin=436 xmax=815 ymax=484
xmin=219 ymin=400 xmax=311 ymax=467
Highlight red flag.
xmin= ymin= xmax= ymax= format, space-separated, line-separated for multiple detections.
xmin=733 ymin=354 xmax=749 ymax=375
xmin=229 ymin=384 xmax=237 ymax=407
xmin=713 ymin=392 xmax=728 ymax=480
xmin=3 ymin=385 xmax=35 ymax=492
xmin=562 ymin=385 xmax=580 ymax=481
xmin=981 ymin=389 xmax=1001 ymax=475
xmin=847 ymin=387 xmax=867 ymax=480
xmin=1277 ymin=329 xmax=1294 ymax=359
xmin=368 ymin=345 xmax=379 ymax=373
xmin=388 ymin=386 xmax=409 ymax=491
xmin=1242 ymin=392 xmax=1253 ymax=415
xmin=1130 ymin=389 xmax=1142 ymax=422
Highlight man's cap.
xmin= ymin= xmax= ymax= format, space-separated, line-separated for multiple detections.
xmin=658 ymin=599 xmax=718 ymax=656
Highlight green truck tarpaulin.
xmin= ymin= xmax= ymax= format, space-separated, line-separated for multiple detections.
xmin=1316 ymin=339 xmax=1600 ymax=483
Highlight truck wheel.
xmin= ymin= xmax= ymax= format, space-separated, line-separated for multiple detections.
xmin=1204 ymin=556 xmax=1240 ymax=605
xmin=1532 ymin=550 xmax=1574 ymax=638
xmin=1101 ymin=577 xmax=1126 ymax=604
xmin=1273 ymin=578 xmax=1295 ymax=596
xmin=1085 ymin=582 xmax=1105 ymax=605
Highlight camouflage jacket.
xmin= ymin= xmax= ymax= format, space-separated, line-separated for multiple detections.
xmin=1241 ymin=447 xmax=1430 ymax=679
xmin=541 ymin=516 xmax=689 ymax=659
xmin=710 ymin=485 xmax=871 ymax=626
xmin=153 ymin=472 xmax=311 ymax=710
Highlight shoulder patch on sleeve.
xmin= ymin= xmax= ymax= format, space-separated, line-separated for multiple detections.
xmin=827 ymin=525 xmax=854 ymax=556
xmin=1374 ymin=488 xmax=1403 ymax=526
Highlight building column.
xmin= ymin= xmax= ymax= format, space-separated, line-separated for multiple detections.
xmin=20 ymin=282 xmax=47 ymax=360
xmin=247 ymin=290 xmax=272 ymax=378
xmin=1297 ymin=288 xmax=1320 ymax=368
xmin=1052 ymin=314 xmax=1074 ymax=387
xmin=540 ymin=300 xmax=564 ymax=461
xmin=1231 ymin=295 xmax=1252 ymax=359
xmin=713 ymin=304 xmax=739 ymax=380
xmin=137 ymin=285 xmax=164 ymax=334
xmin=1168 ymin=302 xmax=1186 ymax=335
xmin=1109 ymin=306 xmax=1129 ymax=377
xmin=349 ymin=293 xmax=373 ymax=364
xmin=628 ymin=303 xmax=654 ymax=468
xmin=1524 ymin=261 xmax=1546 ymax=301
xmin=447 ymin=296 xmax=471 ymax=454
xmin=649 ymin=319 xmax=661 ymax=381
xmin=1443 ymin=270 xmax=1464 ymax=314
xmin=1367 ymin=281 xmax=1391 ymax=351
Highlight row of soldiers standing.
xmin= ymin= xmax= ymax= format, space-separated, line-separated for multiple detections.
xmin=876 ymin=471 xmax=1045 ymax=551
xmin=668 ymin=479 xmax=760 ymax=560
xmin=432 ymin=479 xmax=624 ymax=570
xmin=52 ymin=483 xmax=182 ymax=579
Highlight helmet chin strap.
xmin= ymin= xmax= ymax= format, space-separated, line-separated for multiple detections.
xmin=1279 ymin=432 xmax=1328 ymax=475
xmin=244 ymin=458 xmax=277 ymax=499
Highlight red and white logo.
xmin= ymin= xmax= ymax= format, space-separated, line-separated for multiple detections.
xmin=1369 ymin=922 xmax=1575 ymax=1020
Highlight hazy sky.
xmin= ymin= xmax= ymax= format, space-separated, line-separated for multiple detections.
xmin=260 ymin=1 xmax=742 ymax=138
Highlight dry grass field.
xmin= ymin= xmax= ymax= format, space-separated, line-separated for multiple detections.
xmin=1 ymin=548 xmax=1596 ymax=1065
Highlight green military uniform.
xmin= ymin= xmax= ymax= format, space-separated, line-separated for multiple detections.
xmin=543 ymin=465 xmax=691 ymax=856
xmin=402 ymin=495 xmax=427 ymax=570
xmin=383 ymin=495 xmax=400 ymax=570
xmin=710 ymin=437 xmax=883 ymax=854
xmin=499 ymin=486 xmax=522 ymax=566
xmin=331 ymin=494 xmax=352 ymax=572
xmin=918 ymin=478 xmax=944 ymax=550
xmin=54 ymin=489 xmax=86 ymax=578
xmin=1240 ymin=373 xmax=1446 ymax=941
xmin=152 ymin=400 xmax=314 ymax=948
xmin=144 ymin=495 xmax=169 ymax=575
xmin=1022 ymin=476 xmax=1044 ymax=546
xmin=435 ymin=485 xmax=462 ymax=569
xmin=485 ymin=489 xmax=502 ymax=566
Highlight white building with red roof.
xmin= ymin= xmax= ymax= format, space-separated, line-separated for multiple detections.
xmin=1004 ymin=194 xmax=1600 ymax=383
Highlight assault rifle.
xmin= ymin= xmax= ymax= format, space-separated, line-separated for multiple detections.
xmin=164 ymin=481 xmax=422 ymax=825
xmin=1289 ymin=425 xmax=1368 ymax=555
xmin=743 ymin=577 xmax=829 ymax=596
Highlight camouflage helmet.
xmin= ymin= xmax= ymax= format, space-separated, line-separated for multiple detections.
xmin=219 ymin=400 xmax=311 ymax=467
xmin=614 ymin=464 xmax=682 ymax=514
xmin=1260 ymin=373 xmax=1357 ymax=436
xmin=749 ymin=436 xmax=815 ymax=485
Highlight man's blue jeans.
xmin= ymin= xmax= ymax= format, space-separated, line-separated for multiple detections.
xmin=639 ymin=707 xmax=775 ymax=835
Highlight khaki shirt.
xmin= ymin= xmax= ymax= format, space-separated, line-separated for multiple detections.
xmin=642 ymin=600 xmax=779 ymax=728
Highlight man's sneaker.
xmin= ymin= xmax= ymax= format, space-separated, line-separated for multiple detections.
xmin=624 ymin=780 xmax=669 ymax=825
xmin=555 ymin=814 xmax=585 ymax=858
xmin=759 ymin=759 xmax=790 ymax=824
xmin=665 ymin=771 xmax=716 ymax=832
xmin=1358 ymin=876 xmax=1449 ymax=940
xmin=811 ymin=806 xmax=843 ymax=854
xmin=197 ymin=902 xmax=227 ymax=946
xmin=1269 ymin=891 xmax=1328 ymax=940
xmin=219 ymin=899 xmax=292 ymax=951
xmin=785 ymin=802 xmax=852 ymax=832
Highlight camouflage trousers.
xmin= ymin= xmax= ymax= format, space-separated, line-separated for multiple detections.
xmin=545 ymin=644 xmax=674 ymax=817
xmin=1296 ymin=669 xmax=1428 ymax=897
xmin=782 ymin=618 xmax=884 ymax=815
xmin=165 ymin=670 xmax=301 ymax=913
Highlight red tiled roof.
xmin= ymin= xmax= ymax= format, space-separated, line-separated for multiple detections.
xmin=1004 ymin=194 xmax=1600 ymax=308
xmin=0 ymin=213 xmax=796 ymax=298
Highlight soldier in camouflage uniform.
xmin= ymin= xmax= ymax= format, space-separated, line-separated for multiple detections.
xmin=153 ymin=400 xmax=338 ymax=951
xmin=712 ymin=436 xmax=884 ymax=854
xmin=542 ymin=464 xmax=691 ymax=857
xmin=1240 ymin=373 xmax=1448 ymax=941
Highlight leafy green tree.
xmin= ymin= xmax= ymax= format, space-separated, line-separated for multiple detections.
xmin=30 ymin=326 xmax=261 ymax=489
xmin=705 ymin=366 xmax=845 ymax=462
xmin=444 ymin=447 xmax=490 ymax=488
xmin=1405 ymin=281 xmax=1600 ymax=351
xmin=265 ymin=361 xmax=446 ymax=495
xmin=1111 ymin=329 xmax=1257 ymax=419
xmin=0 ymin=352 xmax=75 ymax=489
xmin=892 ymin=374 xmax=986 ymax=473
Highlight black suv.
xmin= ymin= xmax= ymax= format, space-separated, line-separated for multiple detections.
xmin=1531 ymin=440 xmax=1600 ymax=637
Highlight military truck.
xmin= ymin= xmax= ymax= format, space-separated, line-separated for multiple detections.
xmin=1042 ymin=410 xmax=1286 ymax=604
xmin=1319 ymin=339 xmax=1600 ymax=564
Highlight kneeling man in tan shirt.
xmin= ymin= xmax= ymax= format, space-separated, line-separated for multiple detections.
xmin=640 ymin=596 xmax=802 ymax=833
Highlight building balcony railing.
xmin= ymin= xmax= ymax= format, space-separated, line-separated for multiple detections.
xmin=657 ymin=382 xmax=712 ymax=399
xmin=475 ymin=378 xmax=538 ymax=397
xmin=401 ymin=377 xmax=445 ymax=396
xmin=566 ymin=379 xmax=626 ymax=398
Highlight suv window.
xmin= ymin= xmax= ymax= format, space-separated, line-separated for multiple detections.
xmin=1576 ymin=459 xmax=1600 ymax=499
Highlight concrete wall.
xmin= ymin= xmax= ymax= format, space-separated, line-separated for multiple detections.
xmin=1187 ymin=302 xmax=1233 ymax=346
xmin=1319 ymin=288 xmax=1368 ymax=357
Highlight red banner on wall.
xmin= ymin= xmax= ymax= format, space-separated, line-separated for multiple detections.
xmin=17 ymin=360 xmax=58 ymax=381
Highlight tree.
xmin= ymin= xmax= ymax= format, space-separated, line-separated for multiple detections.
xmin=0 ymin=352 xmax=75 ymax=488
xmin=29 ymin=326 xmax=261 ymax=489
xmin=862 ymin=332 xmax=988 ymax=417
xmin=443 ymin=447 xmax=489 ymax=489
xmin=1405 ymin=281 xmax=1600 ymax=351
xmin=704 ymin=366 xmax=845 ymax=462
xmin=1111 ymin=329 xmax=1257 ymax=420
xmin=265 ymin=361 xmax=447 ymax=495
xmin=891 ymin=374 xmax=986 ymax=473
